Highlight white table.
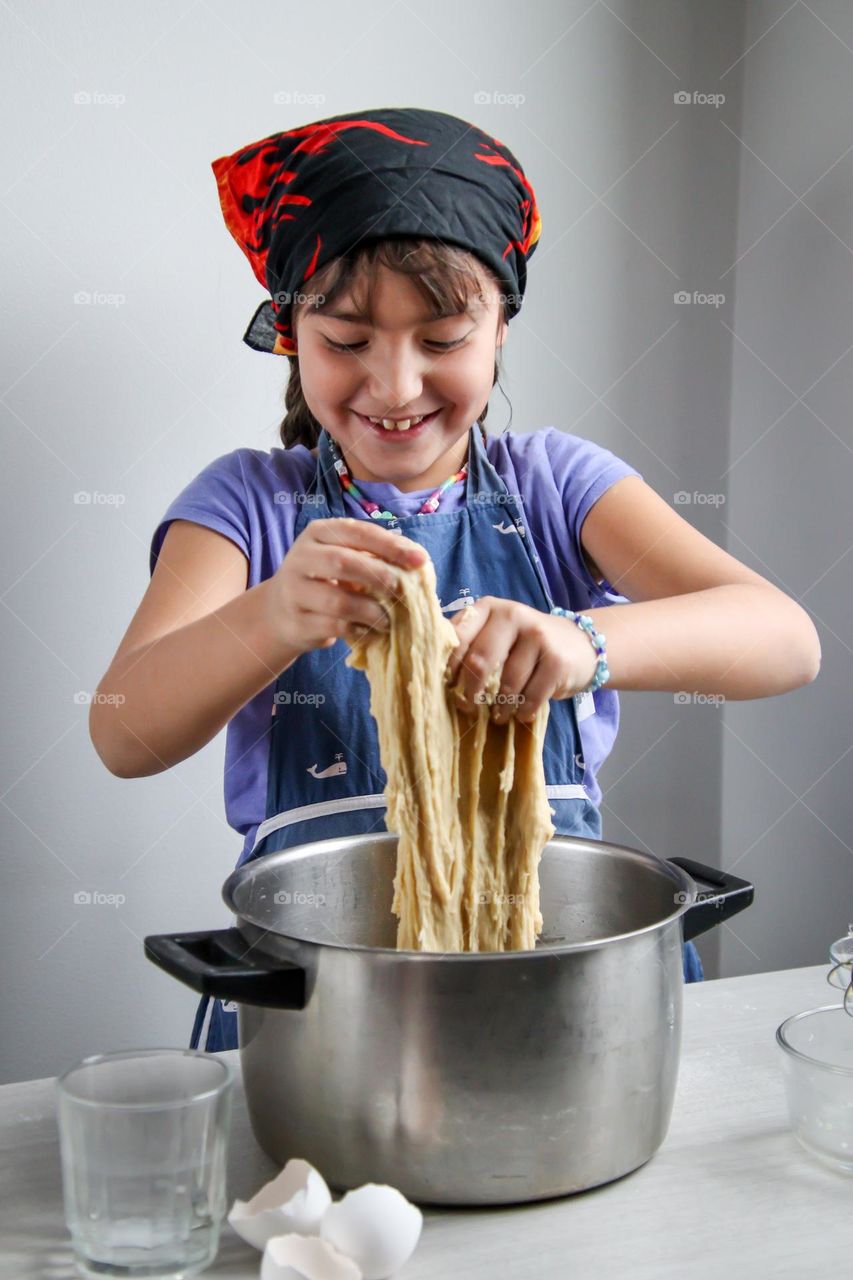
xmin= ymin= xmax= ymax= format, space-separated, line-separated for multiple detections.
xmin=2 ymin=965 xmax=848 ymax=1279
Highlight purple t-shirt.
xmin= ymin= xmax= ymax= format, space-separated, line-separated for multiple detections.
xmin=149 ymin=428 xmax=642 ymax=861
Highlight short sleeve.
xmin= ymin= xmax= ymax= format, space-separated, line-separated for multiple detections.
xmin=542 ymin=428 xmax=643 ymax=601
xmin=149 ymin=449 xmax=251 ymax=576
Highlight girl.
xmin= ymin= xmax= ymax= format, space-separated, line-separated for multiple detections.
xmin=90 ymin=108 xmax=821 ymax=1053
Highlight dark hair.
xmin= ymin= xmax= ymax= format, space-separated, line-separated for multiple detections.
xmin=278 ymin=238 xmax=510 ymax=449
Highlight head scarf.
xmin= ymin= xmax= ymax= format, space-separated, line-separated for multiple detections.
xmin=211 ymin=106 xmax=541 ymax=356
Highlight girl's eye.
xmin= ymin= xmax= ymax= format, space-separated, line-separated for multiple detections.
xmin=322 ymin=337 xmax=468 ymax=353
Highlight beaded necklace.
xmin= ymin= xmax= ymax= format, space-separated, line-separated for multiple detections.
xmin=326 ymin=430 xmax=474 ymax=520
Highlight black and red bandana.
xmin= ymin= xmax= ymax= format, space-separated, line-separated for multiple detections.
xmin=211 ymin=106 xmax=542 ymax=356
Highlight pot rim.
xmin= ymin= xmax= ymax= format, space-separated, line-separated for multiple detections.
xmin=223 ymin=832 xmax=697 ymax=961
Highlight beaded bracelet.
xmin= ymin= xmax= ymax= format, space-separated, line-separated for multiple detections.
xmin=550 ymin=606 xmax=610 ymax=694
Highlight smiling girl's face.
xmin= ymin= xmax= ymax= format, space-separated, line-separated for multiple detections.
xmin=294 ymin=263 xmax=508 ymax=492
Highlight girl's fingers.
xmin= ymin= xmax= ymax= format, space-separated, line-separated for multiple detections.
xmin=306 ymin=544 xmax=403 ymax=599
xmin=344 ymin=622 xmax=372 ymax=647
xmin=490 ymin=633 xmax=542 ymax=723
xmin=300 ymin=580 xmax=391 ymax=630
xmin=450 ymin=624 xmax=516 ymax=710
xmin=312 ymin=518 xmax=427 ymax=571
xmin=445 ymin=602 xmax=489 ymax=686
xmin=515 ymin=652 xmax=566 ymax=722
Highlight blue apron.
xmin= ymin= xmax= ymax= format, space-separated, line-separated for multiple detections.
xmin=190 ymin=426 xmax=702 ymax=1051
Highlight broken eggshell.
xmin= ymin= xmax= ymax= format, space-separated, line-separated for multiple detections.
xmin=228 ymin=1158 xmax=333 ymax=1251
xmin=319 ymin=1184 xmax=423 ymax=1280
xmin=261 ymin=1233 xmax=362 ymax=1280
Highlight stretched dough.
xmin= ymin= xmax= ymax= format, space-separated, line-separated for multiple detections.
xmin=345 ymin=553 xmax=555 ymax=952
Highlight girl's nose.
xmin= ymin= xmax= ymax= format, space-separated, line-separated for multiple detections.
xmin=365 ymin=356 xmax=425 ymax=411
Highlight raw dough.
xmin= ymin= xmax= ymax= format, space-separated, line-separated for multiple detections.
xmin=345 ymin=553 xmax=556 ymax=952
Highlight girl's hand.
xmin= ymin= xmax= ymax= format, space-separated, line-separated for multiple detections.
xmin=265 ymin=517 xmax=426 ymax=654
xmin=444 ymin=597 xmax=598 ymax=723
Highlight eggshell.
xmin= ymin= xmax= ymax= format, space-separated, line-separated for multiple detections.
xmin=319 ymin=1184 xmax=423 ymax=1279
xmin=228 ymin=1158 xmax=333 ymax=1250
xmin=261 ymin=1233 xmax=362 ymax=1280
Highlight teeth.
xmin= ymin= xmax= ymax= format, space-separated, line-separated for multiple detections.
xmin=367 ymin=414 xmax=427 ymax=431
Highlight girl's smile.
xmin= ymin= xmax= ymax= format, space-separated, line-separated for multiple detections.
xmin=353 ymin=406 xmax=443 ymax=443
xmin=294 ymin=263 xmax=507 ymax=491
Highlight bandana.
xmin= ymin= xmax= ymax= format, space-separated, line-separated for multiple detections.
xmin=211 ymin=106 xmax=542 ymax=356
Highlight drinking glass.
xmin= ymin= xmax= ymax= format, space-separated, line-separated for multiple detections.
xmin=55 ymin=1048 xmax=233 ymax=1279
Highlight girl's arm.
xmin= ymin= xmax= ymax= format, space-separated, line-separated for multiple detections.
xmin=91 ymin=514 xmax=418 ymax=778
xmin=577 ymin=476 xmax=821 ymax=700
xmin=90 ymin=521 xmax=301 ymax=778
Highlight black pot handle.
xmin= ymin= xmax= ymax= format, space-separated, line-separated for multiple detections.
xmin=667 ymin=857 xmax=755 ymax=942
xmin=144 ymin=928 xmax=306 ymax=1009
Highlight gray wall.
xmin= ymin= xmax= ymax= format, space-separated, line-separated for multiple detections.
xmin=1 ymin=0 xmax=844 ymax=1084
xmin=720 ymin=1 xmax=853 ymax=975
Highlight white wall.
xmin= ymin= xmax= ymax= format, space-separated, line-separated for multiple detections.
xmin=1 ymin=0 xmax=842 ymax=1084
xmin=721 ymin=1 xmax=853 ymax=974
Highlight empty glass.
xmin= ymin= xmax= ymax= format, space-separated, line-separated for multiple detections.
xmin=777 ymin=1005 xmax=853 ymax=1174
xmin=55 ymin=1049 xmax=233 ymax=1279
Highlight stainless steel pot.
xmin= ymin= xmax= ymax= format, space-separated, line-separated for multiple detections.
xmin=145 ymin=834 xmax=753 ymax=1205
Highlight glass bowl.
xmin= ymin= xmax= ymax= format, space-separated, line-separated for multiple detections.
xmin=776 ymin=1003 xmax=853 ymax=1174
